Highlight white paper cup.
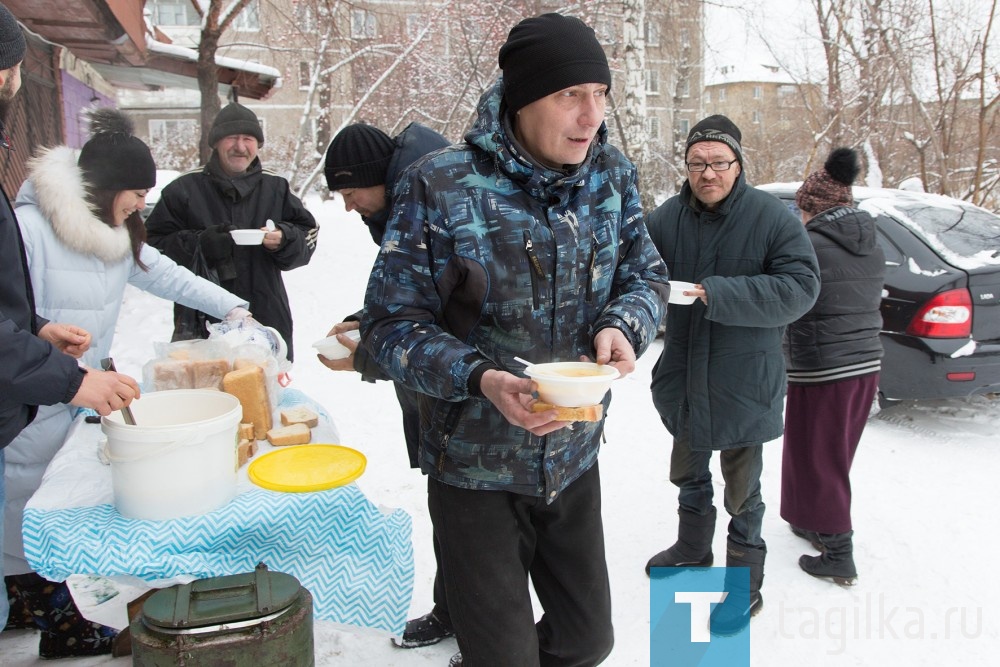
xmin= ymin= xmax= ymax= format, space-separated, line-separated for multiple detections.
xmin=668 ymin=280 xmax=699 ymax=305
xmin=313 ymin=330 xmax=361 ymax=360
xmin=230 ymin=229 xmax=266 ymax=245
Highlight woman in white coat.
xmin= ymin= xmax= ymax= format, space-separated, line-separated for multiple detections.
xmin=3 ymin=108 xmax=249 ymax=658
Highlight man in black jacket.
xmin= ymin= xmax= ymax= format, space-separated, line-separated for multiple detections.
xmin=320 ymin=121 xmax=454 ymax=650
xmin=0 ymin=2 xmax=139 ymax=632
xmin=145 ymin=103 xmax=318 ymax=361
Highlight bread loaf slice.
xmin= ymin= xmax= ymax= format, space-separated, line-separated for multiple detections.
xmin=238 ymin=422 xmax=256 ymax=441
xmin=152 ymin=360 xmax=193 ymax=391
xmin=280 ymin=406 xmax=319 ymax=428
xmin=531 ymin=402 xmax=604 ymax=422
xmin=223 ymin=365 xmax=272 ymax=440
xmin=191 ymin=359 xmax=231 ymax=390
xmin=266 ymin=423 xmax=311 ymax=447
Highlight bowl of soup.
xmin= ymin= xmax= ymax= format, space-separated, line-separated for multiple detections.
xmin=523 ymin=361 xmax=620 ymax=407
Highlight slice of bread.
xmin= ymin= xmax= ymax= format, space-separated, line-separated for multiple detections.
xmin=223 ymin=365 xmax=272 ymax=440
xmin=266 ymin=423 xmax=311 ymax=447
xmin=238 ymin=422 xmax=256 ymax=441
xmin=280 ymin=406 xmax=319 ymax=428
xmin=191 ymin=359 xmax=231 ymax=391
xmin=530 ymin=402 xmax=604 ymax=422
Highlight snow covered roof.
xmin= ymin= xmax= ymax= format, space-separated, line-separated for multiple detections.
xmin=705 ymin=63 xmax=798 ymax=87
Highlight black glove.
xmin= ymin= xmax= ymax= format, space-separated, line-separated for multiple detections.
xmin=199 ymin=225 xmax=237 ymax=281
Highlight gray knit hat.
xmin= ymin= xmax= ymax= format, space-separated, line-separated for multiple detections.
xmin=208 ymin=102 xmax=264 ymax=146
xmin=0 ymin=3 xmax=26 ymax=71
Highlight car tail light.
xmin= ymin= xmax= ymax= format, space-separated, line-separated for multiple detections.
xmin=906 ymin=288 xmax=972 ymax=338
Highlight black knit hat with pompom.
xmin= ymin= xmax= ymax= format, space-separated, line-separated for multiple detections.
xmin=795 ymin=147 xmax=860 ymax=215
xmin=78 ymin=108 xmax=156 ymax=191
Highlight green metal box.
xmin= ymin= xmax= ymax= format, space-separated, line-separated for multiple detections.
xmin=131 ymin=564 xmax=314 ymax=666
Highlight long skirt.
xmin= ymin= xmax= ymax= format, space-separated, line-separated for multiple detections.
xmin=780 ymin=373 xmax=879 ymax=534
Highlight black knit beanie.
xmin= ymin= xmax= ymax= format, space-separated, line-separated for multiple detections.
xmin=78 ymin=108 xmax=156 ymax=191
xmin=0 ymin=3 xmax=26 ymax=71
xmin=324 ymin=124 xmax=395 ymax=190
xmin=498 ymin=13 xmax=611 ymax=112
xmin=208 ymin=102 xmax=264 ymax=146
xmin=796 ymin=147 xmax=860 ymax=215
xmin=686 ymin=114 xmax=743 ymax=164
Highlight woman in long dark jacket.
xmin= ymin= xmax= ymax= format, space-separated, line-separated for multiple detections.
xmin=781 ymin=147 xmax=886 ymax=586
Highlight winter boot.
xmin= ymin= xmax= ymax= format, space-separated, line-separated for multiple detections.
xmin=11 ymin=573 xmax=116 ymax=658
xmin=4 ymin=575 xmax=36 ymax=630
xmin=789 ymin=524 xmax=824 ymax=552
xmin=799 ymin=531 xmax=857 ymax=586
xmin=391 ymin=610 xmax=455 ymax=648
xmin=646 ymin=507 xmax=717 ymax=577
xmin=710 ymin=541 xmax=765 ymax=636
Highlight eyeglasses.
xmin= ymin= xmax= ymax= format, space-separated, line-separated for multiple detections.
xmin=686 ymin=159 xmax=739 ymax=173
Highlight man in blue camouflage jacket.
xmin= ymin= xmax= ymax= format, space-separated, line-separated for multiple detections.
xmin=361 ymin=13 xmax=668 ymax=667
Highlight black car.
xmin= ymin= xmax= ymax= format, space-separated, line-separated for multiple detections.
xmin=760 ymin=183 xmax=1000 ymax=405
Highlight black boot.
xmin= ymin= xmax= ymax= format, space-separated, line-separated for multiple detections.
xmin=11 ymin=574 xmax=116 ymax=658
xmin=390 ymin=610 xmax=454 ymax=649
xmin=710 ymin=541 xmax=765 ymax=636
xmin=646 ymin=507 xmax=716 ymax=577
xmin=799 ymin=531 xmax=857 ymax=586
xmin=789 ymin=524 xmax=824 ymax=552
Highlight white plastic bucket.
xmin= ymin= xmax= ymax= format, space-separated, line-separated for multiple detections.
xmin=102 ymin=390 xmax=242 ymax=520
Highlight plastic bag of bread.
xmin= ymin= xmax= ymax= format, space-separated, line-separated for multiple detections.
xmin=142 ymin=339 xmax=233 ymax=391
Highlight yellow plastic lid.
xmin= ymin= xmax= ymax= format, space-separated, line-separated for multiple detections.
xmin=248 ymin=444 xmax=367 ymax=492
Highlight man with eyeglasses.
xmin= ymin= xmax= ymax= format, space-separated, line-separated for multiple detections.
xmin=643 ymin=115 xmax=819 ymax=635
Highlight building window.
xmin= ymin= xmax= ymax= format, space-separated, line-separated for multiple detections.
xmin=752 ymin=85 xmax=763 ymax=99
xmin=679 ymin=28 xmax=690 ymax=49
xmin=298 ymin=61 xmax=311 ymax=90
xmin=352 ymin=10 xmax=377 ymax=38
xmin=646 ymin=116 xmax=661 ymax=140
xmin=645 ymin=70 xmax=659 ymax=95
xmin=149 ymin=118 xmax=197 ymax=141
xmin=705 ymin=90 xmax=711 ymax=103
xmin=676 ymin=78 xmax=690 ymax=98
xmin=645 ymin=21 xmax=660 ymax=47
xmin=406 ymin=14 xmax=424 ymax=40
xmin=778 ymin=84 xmax=796 ymax=97
xmin=718 ymin=87 xmax=726 ymax=102
xmin=677 ymin=119 xmax=690 ymax=137
xmin=752 ymin=110 xmax=762 ymax=124
xmin=150 ymin=0 xmax=197 ymax=26
xmin=232 ymin=0 xmax=260 ymax=31
xmin=295 ymin=2 xmax=317 ymax=33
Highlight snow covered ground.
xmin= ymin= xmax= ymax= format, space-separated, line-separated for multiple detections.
xmin=2 ymin=196 xmax=998 ymax=665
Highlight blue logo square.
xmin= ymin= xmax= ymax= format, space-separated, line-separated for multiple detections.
xmin=650 ymin=567 xmax=751 ymax=666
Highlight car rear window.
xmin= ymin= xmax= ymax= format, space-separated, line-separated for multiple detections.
xmin=860 ymin=197 xmax=1000 ymax=269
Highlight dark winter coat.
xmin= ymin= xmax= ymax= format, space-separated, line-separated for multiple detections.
xmin=361 ymin=79 xmax=669 ymax=500
xmin=360 ymin=122 xmax=451 ymax=245
xmin=1 ymin=172 xmax=83 ymax=450
xmin=785 ymin=206 xmax=885 ymax=382
xmin=351 ymin=122 xmax=451 ymax=382
xmin=646 ymin=175 xmax=820 ymax=451
xmin=144 ymin=154 xmax=317 ymax=360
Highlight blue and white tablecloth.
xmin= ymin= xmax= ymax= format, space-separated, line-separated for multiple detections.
xmin=22 ymin=389 xmax=414 ymax=636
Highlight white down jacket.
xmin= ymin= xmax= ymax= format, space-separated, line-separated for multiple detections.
xmin=3 ymin=146 xmax=247 ymax=574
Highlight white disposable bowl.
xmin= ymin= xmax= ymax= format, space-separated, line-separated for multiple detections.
xmin=230 ymin=229 xmax=266 ymax=245
xmin=313 ymin=330 xmax=361 ymax=360
xmin=524 ymin=361 xmax=620 ymax=407
xmin=668 ymin=280 xmax=699 ymax=305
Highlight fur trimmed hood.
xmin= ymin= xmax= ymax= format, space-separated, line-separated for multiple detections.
xmin=19 ymin=146 xmax=131 ymax=263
